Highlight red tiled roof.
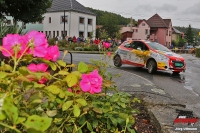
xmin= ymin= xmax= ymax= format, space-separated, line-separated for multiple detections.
xmin=147 ymin=14 xmax=170 ymax=28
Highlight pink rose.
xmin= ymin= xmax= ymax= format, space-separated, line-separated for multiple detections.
xmin=103 ymin=42 xmax=111 ymax=49
xmin=44 ymin=45 xmax=60 ymax=61
xmin=2 ymin=34 xmax=27 ymax=57
xmin=27 ymin=63 xmax=49 ymax=84
xmin=80 ymin=69 xmax=102 ymax=94
xmin=27 ymin=63 xmax=48 ymax=72
xmin=25 ymin=30 xmax=49 ymax=58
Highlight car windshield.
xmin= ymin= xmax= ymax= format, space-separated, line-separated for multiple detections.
xmin=146 ymin=42 xmax=171 ymax=52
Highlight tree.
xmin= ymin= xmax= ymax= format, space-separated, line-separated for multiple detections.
xmin=101 ymin=14 xmax=120 ymax=38
xmin=0 ymin=0 xmax=52 ymax=23
xmin=185 ymin=24 xmax=194 ymax=45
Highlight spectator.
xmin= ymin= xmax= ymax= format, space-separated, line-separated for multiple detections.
xmin=73 ymin=36 xmax=76 ymax=43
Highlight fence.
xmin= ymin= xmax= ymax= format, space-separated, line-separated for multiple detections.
xmin=170 ymin=49 xmax=194 ymax=54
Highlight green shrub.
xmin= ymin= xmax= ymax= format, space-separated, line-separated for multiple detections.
xmin=48 ymin=38 xmax=56 ymax=46
xmin=75 ymin=47 xmax=84 ymax=51
xmin=195 ymin=48 xmax=200 ymax=57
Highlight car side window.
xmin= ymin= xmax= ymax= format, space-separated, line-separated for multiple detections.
xmin=123 ymin=42 xmax=131 ymax=48
xmin=133 ymin=42 xmax=149 ymax=51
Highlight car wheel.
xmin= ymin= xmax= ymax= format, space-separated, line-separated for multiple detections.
xmin=113 ymin=55 xmax=122 ymax=67
xmin=147 ymin=60 xmax=157 ymax=74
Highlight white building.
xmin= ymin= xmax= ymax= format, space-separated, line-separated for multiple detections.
xmin=44 ymin=0 xmax=96 ymax=39
xmin=4 ymin=0 xmax=96 ymax=39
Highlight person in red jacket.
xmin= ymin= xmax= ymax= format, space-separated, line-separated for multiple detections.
xmin=73 ymin=36 xmax=76 ymax=43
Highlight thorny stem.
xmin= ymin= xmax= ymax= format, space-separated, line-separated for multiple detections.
xmin=0 ymin=122 xmax=21 ymax=133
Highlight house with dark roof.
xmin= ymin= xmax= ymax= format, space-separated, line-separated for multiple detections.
xmin=120 ymin=14 xmax=172 ymax=47
xmin=43 ymin=0 xmax=96 ymax=39
xmin=172 ymin=27 xmax=184 ymax=42
xmin=4 ymin=0 xmax=96 ymax=39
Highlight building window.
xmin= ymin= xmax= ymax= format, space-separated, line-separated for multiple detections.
xmin=88 ymin=19 xmax=92 ymax=25
xmin=142 ymin=23 xmax=145 ymax=26
xmin=79 ymin=17 xmax=84 ymax=24
xmin=133 ymin=29 xmax=134 ymax=32
xmin=45 ymin=31 xmax=48 ymax=36
xmin=169 ymin=31 xmax=171 ymax=36
xmin=7 ymin=20 xmax=11 ymax=24
xmin=88 ymin=32 xmax=91 ymax=38
xmin=61 ymin=31 xmax=67 ymax=37
xmin=145 ymin=29 xmax=148 ymax=35
xmin=57 ymin=31 xmax=59 ymax=36
xmin=79 ymin=31 xmax=84 ymax=37
xmin=61 ymin=16 xmax=68 ymax=23
xmin=136 ymin=29 xmax=138 ymax=32
xmin=49 ymin=31 xmax=51 ymax=38
xmin=53 ymin=31 xmax=55 ymax=38
xmin=166 ymin=30 xmax=168 ymax=35
xmin=49 ymin=17 xmax=51 ymax=23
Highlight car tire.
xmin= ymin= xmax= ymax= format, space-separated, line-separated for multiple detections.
xmin=147 ymin=60 xmax=157 ymax=74
xmin=113 ymin=55 xmax=122 ymax=67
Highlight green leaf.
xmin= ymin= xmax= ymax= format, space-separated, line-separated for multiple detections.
xmin=71 ymin=71 xmax=82 ymax=78
xmin=16 ymin=117 xmax=26 ymax=124
xmin=0 ymin=110 xmax=7 ymax=120
xmin=46 ymin=85 xmax=60 ymax=94
xmin=58 ymin=70 xmax=69 ymax=75
xmin=46 ymin=110 xmax=57 ymax=117
xmin=62 ymin=101 xmax=73 ymax=111
xmin=57 ymin=60 xmax=66 ymax=67
xmin=59 ymin=90 xmax=65 ymax=99
xmin=76 ymin=99 xmax=87 ymax=106
xmin=27 ymin=128 xmax=43 ymax=133
xmin=87 ymin=122 xmax=93 ymax=131
xmin=2 ymin=64 xmax=13 ymax=71
xmin=0 ymin=72 xmax=7 ymax=79
xmin=16 ymin=75 xmax=31 ymax=82
xmin=27 ymin=92 xmax=43 ymax=103
xmin=73 ymin=105 xmax=80 ymax=117
xmin=92 ymin=108 xmax=103 ymax=114
xmin=34 ymin=82 xmax=45 ymax=88
xmin=92 ymin=119 xmax=98 ymax=128
xmin=24 ymin=115 xmax=52 ymax=132
xmin=66 ymin=73 xmax=78 ymax=87
xmin=78 ymin=61 xmax=88 ymax=73
xmin=2 ymin=96 xmax=18 ymax=124
xmin=19 ymin=66 xmax=30 ymax=75
xmin=49 ymin=63 xmax=57 ymax=71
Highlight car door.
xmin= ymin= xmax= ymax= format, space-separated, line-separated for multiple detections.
xmin=131 ymin=41 xmax=149 ymax=65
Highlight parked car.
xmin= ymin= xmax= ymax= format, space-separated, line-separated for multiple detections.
xmin=113 ymin=40 xmax=186 ymax=74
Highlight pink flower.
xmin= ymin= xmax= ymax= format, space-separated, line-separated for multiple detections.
xmin=27 ymin=63 xmax=49 ymax=84
xmin=44 ymin=45 xmax=60 ymax=61
xmin=103 ymin=42 xmax=111 ymax=49
xmin=25 ymin=30 xmax=48 ymax=58
xmin=27 ymin=63 xmax=48 ymax=72
xmin=80 ymin=69 xmax=102 ymax=94
xmin=107 ymin=52 xmax=111 ymax=57
xmin=2 ymin=34 xmax=27 ymax=57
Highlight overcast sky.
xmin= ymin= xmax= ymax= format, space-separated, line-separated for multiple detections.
xmin=77 ymin=0 xmax=200 ymax=29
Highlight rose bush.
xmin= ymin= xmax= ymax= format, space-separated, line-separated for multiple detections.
xmin=0 ymin=31 xmax=139 ymax=133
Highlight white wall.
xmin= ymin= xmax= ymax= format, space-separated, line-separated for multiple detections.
xmin=43 ymin=11 xmax=96 ymax=39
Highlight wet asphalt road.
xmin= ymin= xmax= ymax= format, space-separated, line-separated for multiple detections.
xmin=61 ymin=53 xmax=200 ymax=117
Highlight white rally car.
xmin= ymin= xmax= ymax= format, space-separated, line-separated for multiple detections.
xmin=113 ymin=40 xmax=186 ymax=74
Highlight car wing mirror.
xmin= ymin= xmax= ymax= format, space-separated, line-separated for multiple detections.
xmin=137 ymin=47 xmax=142 ymax=51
